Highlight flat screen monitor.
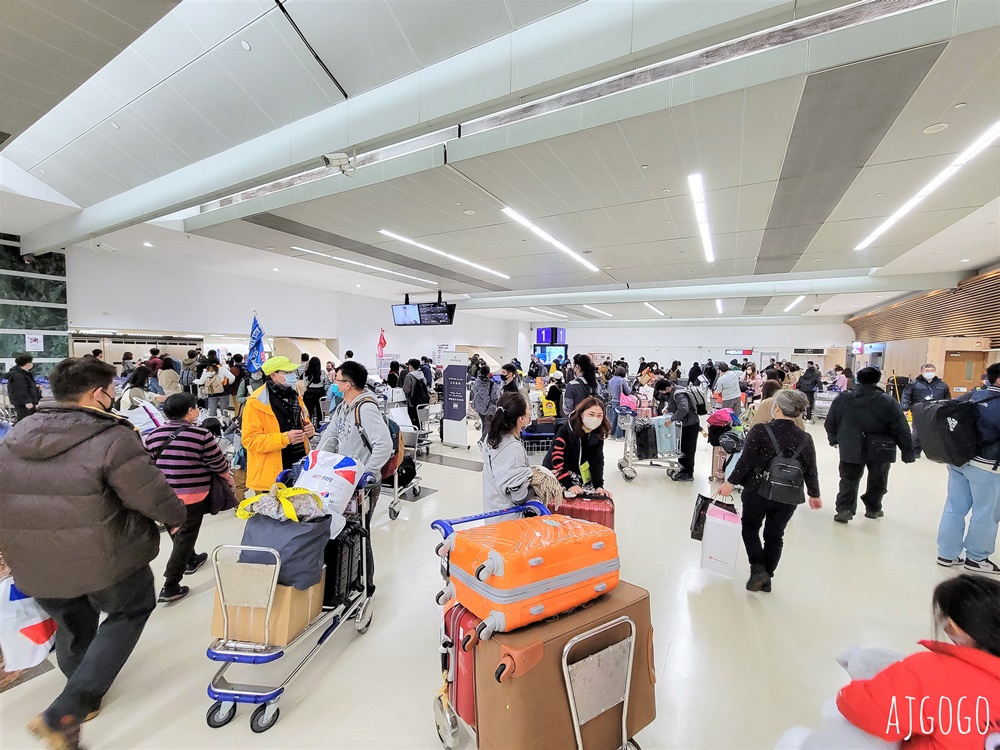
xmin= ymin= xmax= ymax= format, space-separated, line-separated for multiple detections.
xmin=533 ymin=344 xmax=567 ymax=365
xmin=418 ymin=302 xmax=455 ymax=325
xmin=392 ymin=304 xmax=421 ymax=326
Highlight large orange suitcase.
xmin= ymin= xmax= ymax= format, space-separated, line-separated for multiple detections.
xmin=443 ymin=514 xmax=619 ymax=639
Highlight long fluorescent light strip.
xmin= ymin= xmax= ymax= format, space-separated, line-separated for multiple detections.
xmin=529 ymin=307 xmax=568 ymax=319
xmin=378 ymin=230 xmax=509 ymax=280
xmin=855 ymin=119 xmax=1000 ymax=251
xmin=583 ymin=304 xmax=613 ymax=318
xmin=502 ymin=207 xmax=600 ymax=273
xmin=644 ymin=302 xmax=665 ymax=316
xmin=688 ymin=173 xmax=715 ymax=263
xmin=290 ymin=245 xmax=437 ymax=285
xmin=716 ymin=298 xmax=723 ymax=314
xmin=784 ymin=295 xmax=805 ymax=313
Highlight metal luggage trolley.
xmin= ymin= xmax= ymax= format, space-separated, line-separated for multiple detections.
xmin=204 ymin=473 xmax=377 ymax=734
xmin=615 ymin=407 xmax=682 ymax=482
xmin=813 ymin=389 xmax=838 ymax=420
xmin=386 ymin=406 xmax=424 ymax=521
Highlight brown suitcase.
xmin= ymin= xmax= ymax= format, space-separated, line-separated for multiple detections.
xmin=474 ymin=581 xmax=655 ymax=750
xmin=710 ymin=445 xmax=727 ymax=482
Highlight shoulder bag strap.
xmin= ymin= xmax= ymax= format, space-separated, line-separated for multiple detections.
xmin=763 ymin=424 xmax=783 ymax=457
xmin=152 ymin=425 xmax=188 ymax=463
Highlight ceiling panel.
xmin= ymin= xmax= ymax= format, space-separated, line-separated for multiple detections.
xmin=386 ymin=0 xmax=513 ymax=67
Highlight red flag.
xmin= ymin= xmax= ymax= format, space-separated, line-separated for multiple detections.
xmin=377 ymin=328 xmax=387 ymax=358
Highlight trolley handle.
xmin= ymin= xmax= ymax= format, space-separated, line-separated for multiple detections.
xmin=431 ymin=501 xmax=550 ymax=539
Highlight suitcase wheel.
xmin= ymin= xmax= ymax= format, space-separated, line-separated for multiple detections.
xmin=474 ymin=560 xmax=496 ymax=582
xmin=476 ymin=619 xmax=497 ymax=641
xmin=494 ymin=662 xmax=508 ymax=683
xmin=460 ymin=631 xmax=479 ymax=652
xmin=435 ymin=584 xmax=454 ymax=607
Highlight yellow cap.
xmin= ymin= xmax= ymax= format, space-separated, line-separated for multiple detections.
xmin=261 ymin=356 xmax=298 ymax=376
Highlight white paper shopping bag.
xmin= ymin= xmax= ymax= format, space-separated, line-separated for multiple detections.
xmin=700 ymin=504 xmax=742 ymax=578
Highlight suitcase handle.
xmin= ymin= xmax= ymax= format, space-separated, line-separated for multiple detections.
xmin=431 ymin=501 xmax=550 ymax=539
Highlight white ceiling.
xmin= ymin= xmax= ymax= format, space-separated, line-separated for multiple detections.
xmin=3 ymin=0 xmax=583 ymax=206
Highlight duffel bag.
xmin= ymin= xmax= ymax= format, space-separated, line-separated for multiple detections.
xmin=240 ymin=513 xmax=332 ymax=590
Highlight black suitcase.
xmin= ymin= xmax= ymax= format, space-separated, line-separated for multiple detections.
xmin=322 ymin=521 xmax=365 ymax=607
xmin=635 ymin=423 xmax=658 ymax=459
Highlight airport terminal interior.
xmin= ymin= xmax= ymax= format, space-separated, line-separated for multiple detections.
xmin=1 ymin=0 xmax=1000 ymax=748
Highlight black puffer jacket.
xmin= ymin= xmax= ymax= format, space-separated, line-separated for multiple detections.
xmin=825 ymin=384 xmax=914 ymax=465
xmin=0 ymin=405 xmax=186 ymax=598
xmin=6 ymin=365 xmax=41 ymax=408
xmin=900 ymin=376 xmax=951 ymax=411
xmin=795 ymin=369 xmax=822 ymax=393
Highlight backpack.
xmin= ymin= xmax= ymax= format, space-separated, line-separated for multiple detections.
xmin=911 ymin=394 xmax=1000 ymax=467
xmin=759 ymin=425 xmax=807 ymax=505
xmin=409 ymin=373 xmax=430 ymax=405
xmin=679 ymin=387 xmax=708 ymax=416
xmin=396 ymin=455 xmax=417 ymax=487
xmin=471 ymin=379 xmax=499 ymax=417
xmin=353 ymin=397 xmax=404 ymax=480
xmin=180 ymin=367 xmax=196 ymax=387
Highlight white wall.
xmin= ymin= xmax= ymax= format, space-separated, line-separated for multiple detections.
xmin=67 ymin=250 xmax=520 ymax=369
xmin=558 ymin=322 xmax=855 ymax=369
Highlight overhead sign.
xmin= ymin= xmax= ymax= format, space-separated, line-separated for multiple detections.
xmin=725 ymin=349 xmax=753 ymax=356
xmin=793 ymin=348 xmax=826 ymax=355
xmin=25 ymin=334 xmax=44 ymax=352
xmin=851 ymin=341 xmax=865 ymax=355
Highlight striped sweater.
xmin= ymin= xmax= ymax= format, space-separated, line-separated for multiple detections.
xmin=144 ymin=421 xmax=230 ymax=504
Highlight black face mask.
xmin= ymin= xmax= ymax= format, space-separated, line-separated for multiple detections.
xmin=98 ymin=388 xmax=115 ymax=413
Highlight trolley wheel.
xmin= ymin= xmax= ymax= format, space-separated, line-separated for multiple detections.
xmin=627 ymin=739 xmax=642 ymax=750
xmin=356 ymin=597 xmax=374 ymax=634
xmin=249 ymin=703 xmax=279 ymax=733
xmin=388 ymin=505 xmax=400 ymax=521
xmin=617 ymin=459 xmax=628 ymax=471
xmin=206 ymin=700 xmax=236 ymax=729
xmin=412 ymin=485 xmax=422 ymax=497
xmin=622 ymin=468 xmax=637 ymax=482
xmin=433 ymin=693 xmax=460 ymax=749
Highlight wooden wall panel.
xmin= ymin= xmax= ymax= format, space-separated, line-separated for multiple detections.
xmin=848 ymin=269 xmax=1000 ymax=347
xmin=883 ymin=339 xmax=928 ymax=379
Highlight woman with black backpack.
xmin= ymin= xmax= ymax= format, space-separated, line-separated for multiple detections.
xmin=563 ymin=354 xmax=600 ymax=415
xmin=470 ymin=365 xmax=502 ymax=442
xmin=718 ymin=390 xmax=822 ymax=593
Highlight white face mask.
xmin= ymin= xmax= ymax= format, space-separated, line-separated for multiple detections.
xmin=922 ymin=371 xmax=936 ymax=381
xmin=582 ymin=416 xmax=603 ymax=432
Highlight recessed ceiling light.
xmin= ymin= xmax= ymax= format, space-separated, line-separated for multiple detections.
xmin=876 ymin=193 xmax=884 ymax=197
xmin=582 ymin=304 xmax=613 ymax=318
xmin=142 ymin=242 xmax=153 ymax=248
xmin=455 ymin=202 xmax=461 ymax=206
xmin=644 ymin=302 xmax=664 ymax=317
xmin=265 ymin=246 xmax=274 ymax=250
xmin=379 ymin=230 xmax=509 ymax=279
xmin=813 ymin=258 xmax=822 ymax=262
xmin=603 ymin=266 xmax=613 ymax=270
xmin=529 ymin=307 xmax=568 ymax=319
xmin=640 ymin=165 xmax=649 ymax=170
xmin=923 ymin=123 xmax=949 ymax=134
xmin=290 ymin=245 xmax=437 ymax=284
xmin=38 ymin=169 xmax=46 ymax=174
xmin=954 ymin=102 xmax=967 ymax=109
xmin=687 ymin=173 xmax=715 ymax=263
xmin=784 ymin=295 xmax=805 ymax=313
xmin=463 ymin=209 xmax=476 ymax=215
xmin=662 ymin=189 xmax=670 ymax=194
xmin=240 ymin=40 xmax=251 ymax=51
xmin=272 ymin=267 xmax=279 ymax=272
xmin=960 ymin=258 xmax=971 ymax=263
xmin=715 ymin=299 xmax=723 ymax=315
xmin=855 ymin=118 xmax=1000 ymax=251
xmin=502 ymin=207 xmax=599 ymax=272
xmin=876 ymin=295 xmax=883 ymax=298
xmin=110 ymin=122 xmax=120 ymax=129
xmin=356 ymin=284 xmax=361 ymax=288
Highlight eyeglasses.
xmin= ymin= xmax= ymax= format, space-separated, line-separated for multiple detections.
xmin=334 ymin=378 xmax=350 ymax=386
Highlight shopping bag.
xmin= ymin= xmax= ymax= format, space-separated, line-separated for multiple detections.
xmin=691 ymin=494 xmax=737 ymax=541
xmin=620 ymin=394 xmax=638 ymax=410
xmin=700 ymin=505 xmax=742 ymax=578
xmin=294 ymin=451 xmax=361 ymax=516
xmin=123 ymin=400 xmax=163 ymax=435
xmin=240 ymin=513 xmax=333 ymax=590
xmin=0 ymin=578 xmax=57 ymax=671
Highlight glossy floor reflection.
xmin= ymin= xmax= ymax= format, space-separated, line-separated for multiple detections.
xmin=0 ymin=422 xmax=960 ymax=749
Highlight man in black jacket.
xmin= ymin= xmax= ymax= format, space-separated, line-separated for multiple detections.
xmin=662 ymin=382 xmax=701 ymax=482
xmin=795 ymin=366 xmax=822 ymax=423
xmin=900 ymin=363 xmax=951 ymax=458
xmin=8 ymin=353 xmax=42 ymax=422
xmin=825 ymin=367 xmax=915 ymax=523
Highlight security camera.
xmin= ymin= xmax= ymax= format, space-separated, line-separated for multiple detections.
xmin=321 ymin=152 xmax=355 ymax=176
xmin=813 ymin=304 xmax=821 ymax=312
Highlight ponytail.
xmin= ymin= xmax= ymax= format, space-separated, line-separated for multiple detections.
xmin=486 ymin=392 xmax=528 ymax=450
xmin=574 ymin=353 xmax=598 ymax=392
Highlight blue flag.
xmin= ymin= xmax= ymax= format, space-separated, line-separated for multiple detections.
xmin=247 ymin=314 xmax=265 ymax=373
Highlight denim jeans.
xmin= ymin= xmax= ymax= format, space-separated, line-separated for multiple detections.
xmin=937 ymin=463 xmax=1000 ymax=562
xmin=609 ymin=400 xmax=621 ymax=438
xmin=205 ymin=395 xmax=226 ymax=416
xmin=147 ymin=376 xmax=164 ymax=395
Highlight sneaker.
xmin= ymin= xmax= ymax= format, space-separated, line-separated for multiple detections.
xmin=964 ymin=558 xmax=1000 ymax=575
xmin=834 ymin=511 xmax=853 ymax=524
xmin=184 ymin=552 xmax=208 ymax=575
xmin=671 ymin=473 xmax=694 ymax=482
xmin=157 ymin=585 xmax=190 ymax=603
xmin=26 ymin=715 xmax=83 ymax=750
xmin=936 ymin=556 xmax=965 ymax=567
xmin=864 ymin=510 xmax=885 ymax=520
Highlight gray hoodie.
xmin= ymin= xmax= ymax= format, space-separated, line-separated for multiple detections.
xmin=316 ymin=393 xmax=392 ymax=475
xmin=481 ymin=433 xmax=534 ymax=521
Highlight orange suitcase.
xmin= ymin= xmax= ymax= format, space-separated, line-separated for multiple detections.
xmin=440 ymin=514 xmax=619 ymax=639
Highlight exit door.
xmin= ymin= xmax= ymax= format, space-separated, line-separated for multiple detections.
xmin=942 ymin=351 xmax=986 ymax=394
xmin=759 ymin=351 xmax=780 ymax=369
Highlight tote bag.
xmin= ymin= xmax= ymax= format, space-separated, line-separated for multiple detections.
xmin=0 ymin=578 xmax=57 ymax=671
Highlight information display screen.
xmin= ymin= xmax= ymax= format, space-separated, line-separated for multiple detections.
xmin=391 ymin=303 xmax=456 ymax=326
xmin=391 ymin=304 xmax=421 ymax=326
xmin=533 ymin=344 xmax=567 ymax=364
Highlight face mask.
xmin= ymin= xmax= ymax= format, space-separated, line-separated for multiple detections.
xmin=330 ymin=382 xmax=342 ymax=396
xmin=98 ymin=388 xmax=115 ymax=413
xmin=583 ymin=416 xmax=603 ymax=432
xmin=283 ymin=371 xmax=298 ymax=386
xmin=922 ymin=372 xmax=936 ymax=381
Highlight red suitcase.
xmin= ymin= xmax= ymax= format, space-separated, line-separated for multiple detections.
xmin=442 ymin=602 xmax=478 ymax=731
xmin=546 ymin=494 xmax=615 ymax=529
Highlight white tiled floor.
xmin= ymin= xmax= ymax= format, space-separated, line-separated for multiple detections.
xmin=1 ymin=422 xmax=965 ymax=749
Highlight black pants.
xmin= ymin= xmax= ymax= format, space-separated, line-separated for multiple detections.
xmin=14 ymin=404 xmax=35 ymax=423
xmin=163 ymin=500 xmax=208 ymax=588
xmin=804 ymin=391 xmax=816 ymax=421
xmin=36 ymin=565 xmax=156 ymax=725
xmin=741 ymin=487 xmax=798 ymax=576
xmin=407 ymin=404 xmax=421 ymax=428
xmin=679 ymin=424 xmax=700 ymax=475
xmin=303 ymin=388 xmax=324 ymax=426
xmin=836 ymin=460 xmax=892 ymax=514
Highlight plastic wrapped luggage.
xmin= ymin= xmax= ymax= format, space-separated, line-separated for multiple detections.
xmin=323 ymin=521 xmax=365 ymax=607
xmin=652 ymin=415 xmax=679 ymax=454
xmin=709 ymin=445 xmax=728 ymax=482
xmin=444 ymin=514 xmax=619 ymax=639
xmin=442 ymin=602 xmax=479 ymax=731
xmin=813 ymin=391 xmax=837 ymax=419
xmin=546 ymin=494 xmax=615 ymax=529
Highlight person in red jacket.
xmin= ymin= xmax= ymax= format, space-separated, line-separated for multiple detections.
xmin=836 ymin=574 xmax=1000 ymax=750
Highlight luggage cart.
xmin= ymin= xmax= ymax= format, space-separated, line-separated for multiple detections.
xmin=813 ymin=390 xmax=837 ymax=420
xmin=204 ymin=474 xmax=377 ymax=734
xmin=616 ymin=407 xmax=682 ymax=482
xmin=387 ymin=424 xmax=424 ymax=521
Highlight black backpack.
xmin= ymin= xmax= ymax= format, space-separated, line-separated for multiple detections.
xmin=759 ymin=425 xmax=807 ymax=505
xmin=410 ymin=373 xmax=430 ymax=405
xmin=912 ymin=394 xmax=1000 ymax=467
xmin=635 ymin=423 xmax=658 ymax=459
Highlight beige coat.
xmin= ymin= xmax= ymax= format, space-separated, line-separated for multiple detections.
xmin=159 ymin=367 xmax=182 ymax=395
xmin=751 ymin=396 xmax=805 ymax=430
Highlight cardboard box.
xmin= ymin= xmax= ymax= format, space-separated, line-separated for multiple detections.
xmin=475 ymin=581 xmax=655 ymax=750
xmin=211 ymin=569 xmax=325 ymax=646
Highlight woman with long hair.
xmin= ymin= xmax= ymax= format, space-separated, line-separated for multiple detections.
xmin=302 ymin=356 xmax=327 ymax=426
xmin=118 ymin=365 xmax=165 ymax=410
xmin=744 ymin=364 xmax=764 ymax=403
xmin=481 ymin=392 xmax=533 ymax=521
xmin=543 ymin=397 xmax=613 ymax=499
xmin=386 ymin=360 xmax=401 ymax=389
xmin=564 ymin=354 xmax=599 ymax=415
